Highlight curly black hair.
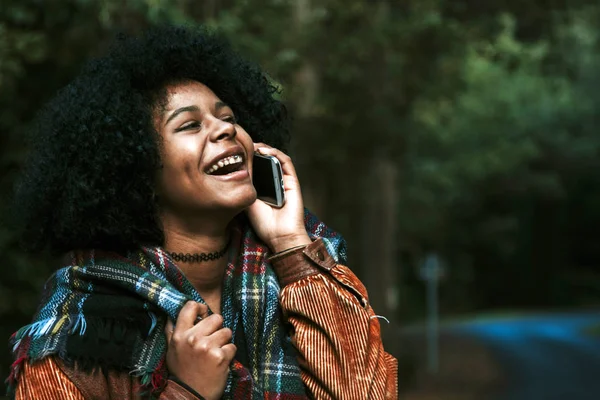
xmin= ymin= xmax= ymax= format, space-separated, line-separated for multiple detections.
xmin=14 ymin=25 xmax=289 ymax=254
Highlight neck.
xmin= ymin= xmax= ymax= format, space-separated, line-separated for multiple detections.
xmin=161 ymin=213 xmax=232 ymax=301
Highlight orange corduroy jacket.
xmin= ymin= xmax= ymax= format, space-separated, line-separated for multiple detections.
xmin=15 ymin=239 xmax=398 ymax=399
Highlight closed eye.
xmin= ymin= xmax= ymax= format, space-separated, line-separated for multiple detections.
xmin=222 ymin=115 xmax=237 ymax=124
xmin=175 ymin=121 xmax=201 ymax=132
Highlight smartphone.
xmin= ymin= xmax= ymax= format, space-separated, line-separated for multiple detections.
xmin=252 ymin=153 xmax=285 ymax=208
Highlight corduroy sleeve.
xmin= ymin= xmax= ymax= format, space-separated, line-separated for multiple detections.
xmin=14 ymin=356 xmax=202 ymax=399
xmin=269 ymin=238 xmax=399 ymax=399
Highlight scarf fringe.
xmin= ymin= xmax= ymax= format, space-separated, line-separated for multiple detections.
xmin=11 ymin=314 xmax=148 ymax=375
xmin=147 ymin=311 xmax=157 ymax=336
xmin=71 ymin=314 xmax=87 ymax=335
xmin=138 ymin=359 xmax=167 ymax=399
xmin=5 ymin=355 xmax=26 ymax=396
xmin=12 ymin=314 xmax=87 ymax=352
xmin=7 ymin=211 xmax=343 ymax=398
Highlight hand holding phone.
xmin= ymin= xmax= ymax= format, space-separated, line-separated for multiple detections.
xmin=247 ymin=145 xmax=310 ymax=253
xmin=252 ymin=153 xmax=286 ymax=208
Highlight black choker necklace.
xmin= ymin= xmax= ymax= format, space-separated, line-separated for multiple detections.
xmin=168 ymin=240 xmax=230 ymax=263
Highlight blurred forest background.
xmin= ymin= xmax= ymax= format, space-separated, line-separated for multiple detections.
xmin=1 ymin=0 xmax=600 ymax=397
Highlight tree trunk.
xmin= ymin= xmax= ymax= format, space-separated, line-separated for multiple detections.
xmin=289 ymin=0 xmax=328 ymax=218
xmin=359 ymin=157 xmax=399 ymax=319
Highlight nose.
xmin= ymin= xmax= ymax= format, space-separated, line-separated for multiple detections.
xmin=209 ymin=117 xmax=237 ymax=142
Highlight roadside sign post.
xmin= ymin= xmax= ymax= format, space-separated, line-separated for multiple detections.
xmin=419 ymin=253 xmax=444 ymax=374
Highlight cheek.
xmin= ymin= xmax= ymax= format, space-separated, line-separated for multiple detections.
xmin=240 ymin=135 xmax=254 ymax=176
xmin=161 ymin=156 xmax=195 ymax=186
xmin=162 ymin=137 xmax=200 ymax=170
xmin=156 ymin=143 xmax=199 ymax=191
xmin=237 ymin=129 xmax=254 ymax=155
xmin=155 ymin=161 xmax=178 ymax=197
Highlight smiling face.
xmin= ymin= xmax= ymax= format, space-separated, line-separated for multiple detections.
xmin=155 ymin=80 xmax=256 ymax=224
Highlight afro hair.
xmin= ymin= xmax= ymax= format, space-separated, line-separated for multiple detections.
xmin=14 ymin=25 xmax=289 ymax=254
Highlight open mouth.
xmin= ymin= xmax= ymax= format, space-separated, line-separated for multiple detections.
xmin=206 ymin=154 xmax=244 ymax=176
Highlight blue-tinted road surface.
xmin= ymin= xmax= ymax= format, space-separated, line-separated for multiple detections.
xmin=451 ymin=312 xmax=600 ymax=400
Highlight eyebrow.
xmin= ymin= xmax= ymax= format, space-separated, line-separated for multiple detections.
xmin=164 ymin=101 xmax=232 ymax=126
xmin=164 ymin=105 xmax=200 ymax=126
xmin=215 ymin=101 xmax=231 ymax=113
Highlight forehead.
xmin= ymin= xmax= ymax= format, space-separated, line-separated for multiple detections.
xmin=163 ymin=80 xmax=222 ymax=110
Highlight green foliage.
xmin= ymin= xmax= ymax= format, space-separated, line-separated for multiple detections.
xmin=2 ymin=0 xmax=600 ymax=381
xmin=408 ymin=16 xmax=564 ymax=214
xmin=400 ymin=11 xmax=600 ymax=311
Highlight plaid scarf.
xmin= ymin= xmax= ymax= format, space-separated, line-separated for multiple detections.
xmin=8 ymin=210 xmax=347 ymax=399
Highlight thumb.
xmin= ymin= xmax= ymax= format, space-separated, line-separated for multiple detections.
xmin=245 ymin=200 xmax=272 ymax=238
xmin=245 ymin=199 xmax=268 ymax=219
xmin=196 ymin=302 xmax=210 ymax=320
xmin=164 ymin=319 xmax=174 ymax=342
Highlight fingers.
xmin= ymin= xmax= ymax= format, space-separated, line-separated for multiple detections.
xmin=164 ymin=319 xmax=174 ymax=342
xmin=171 ymin=305 xmax=231 ymax=344
xmin=175 ymin=301 xmax=208 ymax=331
xmin=197 ymin=303 xmax=210 ymax=320
xmin=203 ymin=342 xmax=237 ymax=368
xmin=182 ymin=323 xmax=234 ymax=359
xmin=186 ymin=325 xmax=233 ymax=354
xmin=253 ymin=142 xmax=270 ymax=151
xmin=188 ymin=313 xmax=226 ymax=337
xmin=221 ymin=343 xmax=237 ymax=362
xmin=253 ymin=143 xmax=297 ymax=178
xmin=165 ymin=305 xmax=235 ymax=396
xmin=207 ymin=326 xmax=233 ymax=347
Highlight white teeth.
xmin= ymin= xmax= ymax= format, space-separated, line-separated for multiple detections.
xmin=207 ymin=154 xmax=243 ymax=174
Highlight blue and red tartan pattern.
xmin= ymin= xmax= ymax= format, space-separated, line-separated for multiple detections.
xmin=8 ymin=209 xmax=347 ymax=399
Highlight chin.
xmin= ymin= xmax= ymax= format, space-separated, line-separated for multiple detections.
xmin=227 ymin=186 xmax=257 ymax=211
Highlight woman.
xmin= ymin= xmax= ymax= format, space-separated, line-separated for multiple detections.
xmin=8 ymin=26 xmax=397 ymax=399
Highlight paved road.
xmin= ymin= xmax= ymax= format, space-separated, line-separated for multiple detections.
xmin=450 ymin=312 xmax=600 ymax=400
